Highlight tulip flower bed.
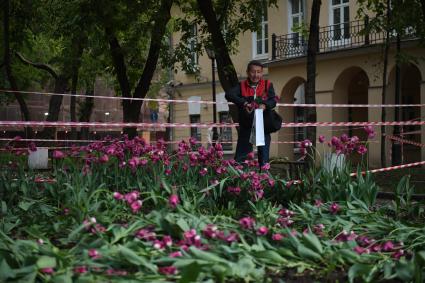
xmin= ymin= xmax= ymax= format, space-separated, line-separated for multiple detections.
xmin=1 ymin=134 xmax=425 ymax=282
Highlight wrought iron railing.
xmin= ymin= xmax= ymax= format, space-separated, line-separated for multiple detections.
xmin=271 ymin=18 xmax=416 ymax=60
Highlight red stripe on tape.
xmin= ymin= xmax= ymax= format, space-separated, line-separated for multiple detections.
xmin=0 ymin=120 xmax=424 ymax=128
xmin=1 ymin=89 xmax=424 ymax=108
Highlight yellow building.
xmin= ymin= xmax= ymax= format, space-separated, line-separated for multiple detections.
xmin=171 ymin=0 xmax=425 ymax=168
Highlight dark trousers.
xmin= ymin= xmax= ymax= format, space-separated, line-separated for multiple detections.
xmin=234 ymin=126 xmax=271 ymax=167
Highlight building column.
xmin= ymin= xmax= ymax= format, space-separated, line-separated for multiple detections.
xmin=368 ymin=86 xmax=383 ymax=168
xmin=421 ymin=81 xmax=425 ymax=163
xmin=316 ymin=91 xmax=333 ymax=165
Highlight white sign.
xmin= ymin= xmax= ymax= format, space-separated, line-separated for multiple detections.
xmin=188 ymin=96 xmax=201 ymax=115
xmin=28 ymin=148 xmax=49 ymax=169
xmin=216 ymin=93 xmax=229 ymax=112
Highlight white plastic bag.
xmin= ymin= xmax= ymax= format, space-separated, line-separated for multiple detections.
xmin=249 ymin=109 xmax=265 ymax=146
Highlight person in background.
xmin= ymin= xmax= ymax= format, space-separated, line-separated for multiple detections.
xmin=225 ymin=60 xmax=276 ymax=167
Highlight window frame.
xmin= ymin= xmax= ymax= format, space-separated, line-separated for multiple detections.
xmin=189 ymin=114 xmax=201 ymax=143
xmin=329 ymin=0 xmax=350 ymax=44
xmin=218 ymin=111 xmax=233 ymax=151
xmin=186 ymin=24 xmax=199 ymax=74
xmin=252 ymin=8 xmax=269 ymax=59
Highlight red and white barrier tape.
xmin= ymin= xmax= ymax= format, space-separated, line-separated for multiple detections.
xmin=0 ymin=147 xmax=70 ymax=151
xmin=1 ymin=138 xmax=378 ymax=145
xmin=1 ymin=89 xmax=424 ymax=108
xmin=0 ymin=137 xmax=330 ymax=145
xmin=399 ymin=130 xmax=422 ymax=136
xmin=0 ymin=120 xmax=424 ymax=128
xmin=386 ymin=135 xmax=425 ymax=148
xmin=350 ymin=160 xmax=425 ymax=176
xmin=0 ymin=138 xmax=106 ymax=143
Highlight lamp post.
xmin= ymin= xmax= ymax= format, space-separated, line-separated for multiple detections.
xmin=105 ymin=112 xmax=110 ymax=134
xmin=205 ymin=48 xmax=219 ymax=145
xmin=391 ymin=27 xmax=402 ymax=165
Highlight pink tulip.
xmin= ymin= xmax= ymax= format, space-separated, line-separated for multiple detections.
xmin=340 ymin=134 xmax=349 ymax=143
xmin=382 ymin=241 xmax=395 ymax=252
xmin=158 ymin=266 xmax=177 ymax=275
xmin=357 ymin=145 xmax=368 ymax=155
xmin=130 ymin=200 xmax=142 ymax=213
xmin=331 ymin=136 xmax=340 ymax=146
xmin=261 ymin=163 xmax=271 ymax=170
xmin=41 ymin=267 xmax=54 ymax=274
xmin=88 ymin=249 xmax=101 ymax=259
xmin=272 ymin=233 xmax=284 ymax=241
xmin=28 ymin=142 xmax=37 ymax=152
xmin=239 ymin=217 xmax=255 ymax=230
xmin=278 ymin=209 xmax=294 ymax=217
xmin=202 ymin=224 xmax=218 ymax=239
xmin=99 ymin=154 xmax=109 ymax=163
xmin=74 ymin=266 xmax=88 ymax=274
xmin=301 ymin=139 xmax=312 ymax=148
xmin=277 ymin=217 xmax=294 ymax=227
xmin=163 ymin=235 xmax=173 ymax=247
xmin=364 ymin=125 xmax=375 ymax=139
xmin=391 ymin=249 xmax=405 ymax=259
xmin=223 ymin=232 xmax=239 ymax=243
xmin=52 ymin=150 xmax=65 ymax=159
xmin=169 ymin=251 xmax=183 ymax=258
xmin=125 ymin=191 xmax=139 ymax=204
xmin=168 ymin=194 xmax=180 ymax=209
xmin=353 ymin=246 xmax=370 ymax=255
xmin=256 ymin=226 xmax=269 ymax=236
xmin=318 ymin=135 xmax=326 ymax=143
xmin=329 ymin=203 xmax=340 ymax=214
xmin=113 ymin=192 xmax=124 ymax=200
xmin=199 ymin=168 xmax=208 ymax=176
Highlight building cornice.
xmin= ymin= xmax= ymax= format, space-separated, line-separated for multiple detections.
xmin=265 ymin=39 xmax=420 ymax=68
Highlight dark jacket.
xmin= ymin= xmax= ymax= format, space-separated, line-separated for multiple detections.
xmin=225 ymin=80 xmax=277 ymax=129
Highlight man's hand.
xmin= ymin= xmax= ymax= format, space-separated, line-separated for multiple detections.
xmin=244 ymin=103 xmax=253 ymax=113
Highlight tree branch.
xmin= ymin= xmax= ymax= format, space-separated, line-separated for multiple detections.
xmin=421 ymin=0 xmax=425 ymax=24
xmin=16 ymin=52 xmax=59 ymax=79
xmin=134 ymin=0 xmax=173 ymax=98
xmin=196 ymin=0 xmax=239 ymax=91
xmin=104 ymin=28 xmax=131 ymax=98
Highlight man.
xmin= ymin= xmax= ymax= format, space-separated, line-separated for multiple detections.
xmin=225 ymin=60 xmax=276 ymax=167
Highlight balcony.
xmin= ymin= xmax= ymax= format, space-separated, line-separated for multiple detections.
xmin=271 ymin=18 xmax=416 ymax=61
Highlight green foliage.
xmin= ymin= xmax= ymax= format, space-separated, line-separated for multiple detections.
xmin=357 ymin=0 xmax=425 ymax=45
xmin=0 ymin=137 xmax=424 ymax=282
xmin=168 ymin=0 xmax=278 ymax=73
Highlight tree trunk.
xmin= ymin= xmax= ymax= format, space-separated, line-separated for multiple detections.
xmin=79 ymin=88 xmax=94 ymax=140
xmin=128 ymin=0 xmax=173 ymax=137
xmin=380 ymin=0 xmax=391 ymax=167
xmin=104 ymin=0 xmax=173 ymax=139
xmin=196 ymin=0 xmax=240 ymax=123
xmin=305 ymin=0 xmax=321 ymax=168
xmin=105 ymin=30 xmax=133 ymax=135
xmin=2 ymin=0 xmax=33 ymax=137
xmin=70 ymin=39 xmax=85 ymax=140
xmin=17 ymin=36 xmax=86 ymax=139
